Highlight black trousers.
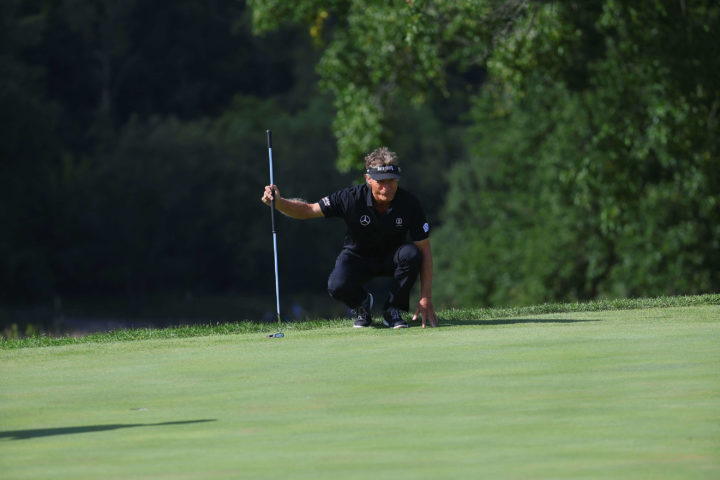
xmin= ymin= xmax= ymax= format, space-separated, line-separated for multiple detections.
xmin=327 ymin=244 xmax=422 ymax=312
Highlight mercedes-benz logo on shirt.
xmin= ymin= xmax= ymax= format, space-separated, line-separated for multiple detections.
xmin=360 ymin=215 xmax=371 ymax=226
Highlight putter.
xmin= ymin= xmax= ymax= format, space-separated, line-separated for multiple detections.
xmin=266 ymin=130 xmax=284 ymax=339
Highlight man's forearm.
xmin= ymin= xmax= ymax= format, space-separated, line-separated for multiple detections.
xmin=275 ymin=197 xmax=317 ymax=219
xmin=275 ymin=198 xmax=308 ymax=220
xmin=419 ymin=253 xmax=433 ymax=299
xmin=414 ymin=239 xmax=433 ymax=299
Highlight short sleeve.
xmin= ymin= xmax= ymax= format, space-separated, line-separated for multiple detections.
xmin=318 ymin=189 xmax=346 ymax=218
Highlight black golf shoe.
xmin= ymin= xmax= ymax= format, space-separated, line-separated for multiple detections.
xmin=383 ymin=307 xmax=408 ymax=329
xmin=352 ymin=293 xmax=374 ymax=328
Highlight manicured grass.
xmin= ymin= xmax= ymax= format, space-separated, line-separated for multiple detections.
xmin=1 ymin=301 xmax=718 ymax=479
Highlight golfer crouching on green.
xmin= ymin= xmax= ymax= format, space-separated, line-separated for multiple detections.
xmin=261 ymin=147 xmax=438 ymax=329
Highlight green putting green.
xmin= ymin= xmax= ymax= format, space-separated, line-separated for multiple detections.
xmin=2 ymin=305 xmax=718 ymax=479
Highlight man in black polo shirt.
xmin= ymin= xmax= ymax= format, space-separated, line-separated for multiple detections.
xmin=261 ymin=147 xmax=437 ymax=329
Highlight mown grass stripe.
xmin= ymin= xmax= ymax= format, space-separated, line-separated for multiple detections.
xmin=2 ymin=293 xmax=717 ymax=350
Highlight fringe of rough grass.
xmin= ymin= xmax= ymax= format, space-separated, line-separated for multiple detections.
xmin=2 ymin=293 xmax=717 ymax=349
xmin=441 ymin=293 xmax=719 ymax=324
xmin=0 ymin=317 xmax=353 ymax=350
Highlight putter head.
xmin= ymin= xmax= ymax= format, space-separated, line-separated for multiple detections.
xmin=268 ymin=332 xmax=284 ymax=338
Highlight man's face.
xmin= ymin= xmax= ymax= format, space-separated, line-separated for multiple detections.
xmin=366 ymin=176 xmax=399 ymax=204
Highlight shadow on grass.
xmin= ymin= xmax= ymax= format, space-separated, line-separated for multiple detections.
xmin=0 ymin=419 xmax=216 ymax=441
xmin=435 ymin=318 xmax=600 ymax=327
xmin=365 ymin=317 xmax=599 ymax=329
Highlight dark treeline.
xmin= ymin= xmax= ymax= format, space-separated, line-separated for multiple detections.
xmin=1 ymin=1 xmax=343 ymax=324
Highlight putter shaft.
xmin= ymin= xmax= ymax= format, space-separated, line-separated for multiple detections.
xmin=267 ymin=130 xmax=283 ymax=337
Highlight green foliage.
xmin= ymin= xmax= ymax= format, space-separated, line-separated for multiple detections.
xmin=250 ymin=0 xmax=719 ymax=307
xmin=434 ymin=0 xmax=720 ymax=306
xmin=249 ymin=0 xmax=527 ymax=169
xmin=434 ymin=81 xmax=590 ymax=306
xmin=3 ymin=0 xmax=719 ymax=317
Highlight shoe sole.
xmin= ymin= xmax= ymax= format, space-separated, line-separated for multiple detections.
xmin=382 ymin=320 xmax=408 ymax=329
xmin=353 ymin=324 xmax=371 ymax=328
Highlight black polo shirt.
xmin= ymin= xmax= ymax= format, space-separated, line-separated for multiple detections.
xmin=318 ymin=184 xmax=430 ymax=256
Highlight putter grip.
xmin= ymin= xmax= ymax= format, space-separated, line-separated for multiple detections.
xmin=266 ymin=129 xmax=272 ymax=149
xmin=270 ymin=190 xmax=277 ymax=233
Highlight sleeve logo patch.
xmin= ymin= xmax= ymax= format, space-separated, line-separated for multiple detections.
xmin=322 ymin=197 xmax=331 ymax=207
xmin=423 ymin=222 xmax=430 ymax=233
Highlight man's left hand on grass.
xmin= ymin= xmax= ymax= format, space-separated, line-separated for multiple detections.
xmin=413 ymin=297 xmax=437 ymax=328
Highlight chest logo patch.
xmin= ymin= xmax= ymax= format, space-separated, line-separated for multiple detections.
xmin=395 ymin=217 xmax=403 ymax=227
xmin=360 ymin=215 xmax=371 ymax=226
